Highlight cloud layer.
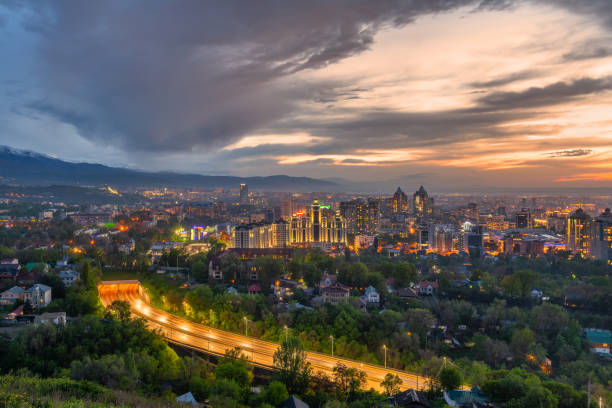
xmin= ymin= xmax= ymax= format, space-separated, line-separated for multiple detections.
xmin=1 ymin=0 xmax=612 ymax=189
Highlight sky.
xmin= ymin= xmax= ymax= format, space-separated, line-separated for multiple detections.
xmin=1 ymin=0 xmax=612 ymax=191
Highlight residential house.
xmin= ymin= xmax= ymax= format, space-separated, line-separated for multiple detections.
xmin=118 ymin=239 xmax=136 ymax=254
xmin=25 ymin=262 xmax=50 ymax=274
xmin=16 ymin=268 xmax=42 ymax=286
xmin=272 ymin=279 xmax=304 ymax=301
xmin=281 ymin=395 xmax=309 ymax=408
xmin=0 ymin=258 xmax=20 ymax=279
xmin=55 ymin=257 xmax=71 ymax=269
xmin=416 ymin=281 xmax=438 ymax=296
xmin=0 ymin=286 xmax=24 ymax=305
xmin=321 ymin=282 xmax=350 ymax=305
xmin=363 ymin=285 xmax=380 ymax=304
xmin=176 ymin=391 xmax=198 ymax=406
xmin=585 ymin=329 xmax=611 ymax=355
xmin=389 ymin=388 xmax=431 ymax=407
xmin=7 ymin=304 xmax=23 ymax=318
xmin=444 ymin=387 xmax=493 ymax=408
xmin=247 ymin=283 xmax=261 ymax=295
xmin=397 ymin=287 xmax=418 ymax=299
xmin=319 ymin=273 xmax=337 ymax=289
xmin=23 ymin=283 xmax=52 ymax=308
xmin=35 ymin=312 xmax=66 ymax=326
xmin=58 ymin=269 xmax=80 ymax=287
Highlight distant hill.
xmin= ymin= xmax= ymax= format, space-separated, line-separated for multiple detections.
xmin=0 ymin=146 xmax=338 ymax=191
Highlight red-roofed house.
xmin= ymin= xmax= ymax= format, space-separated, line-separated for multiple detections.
xmin=8 ymin=304 xmax=24 ymax=319
xmin=417 ymin=281 xmax=438 ymax=296
xmin=247 ymin=283 xmax=261 ymax=295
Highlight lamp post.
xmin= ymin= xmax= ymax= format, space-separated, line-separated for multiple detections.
xmin=382 ymin=344 xmax=387 ymax=369
xmin=330 ymin=335 xmax=334 ymax=357
xmin=284 ymin=325 xmax=289 ymax=342
xmin=243 ymin=316 xmax=248 ymax=337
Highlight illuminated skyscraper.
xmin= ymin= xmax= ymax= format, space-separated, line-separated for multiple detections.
xmin=392 ymin=187 xmax=408 ymax=215
xmin=567 ymin=208 xmax=592 ymax=257
xmin=516 ymin=208 xmax=532 ymax=229
xmin=592 ymin=208 xmax=612 ymax=262
xmin=413 ymin=186 xmax=434 ymax=216
xmin=239 ymin=183 xmax=249 ymax=205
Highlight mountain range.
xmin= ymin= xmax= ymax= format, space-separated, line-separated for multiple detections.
xmin=0 ymin=146 xmax=338 ymax=191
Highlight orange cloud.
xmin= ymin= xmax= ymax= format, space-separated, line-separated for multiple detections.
xmin=556 ymin=173 xmax=612 ymax=182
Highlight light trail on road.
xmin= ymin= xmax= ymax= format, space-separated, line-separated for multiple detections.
xmin=98 ymin=280 xmax=433 ymax=391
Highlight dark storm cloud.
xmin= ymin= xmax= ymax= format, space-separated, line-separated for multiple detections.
xmin=562 ymin=45 xmax=612 ymax=61
xmin=469 ymin=70 xmax=539 ymax=88
xmin=11 ymin=0 xmax=513 ymax=153
xmin=545 ymin=0 xmax=612 ymax=30
xmin=475 ymin=76 xmax=612 ymax=110
xmin=267 ymin=76 xmax=612 ymax=153
xmin=547 ymin=149 xmax=593 ymax=158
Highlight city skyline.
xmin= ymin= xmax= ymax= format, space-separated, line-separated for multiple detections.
xmin=2 ymin=1 xmax=612 ymax=190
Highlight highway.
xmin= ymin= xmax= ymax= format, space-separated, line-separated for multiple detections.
xmin=98 ymin=280 xmax=432 ymax=392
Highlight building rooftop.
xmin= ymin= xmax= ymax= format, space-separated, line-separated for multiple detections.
xmin=585 ymin=329 xmax=612 ymax=345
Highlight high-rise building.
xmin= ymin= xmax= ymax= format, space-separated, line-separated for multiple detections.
xmin=239 ymin=183 xmax=249 ymax=205
xmin=466 ymin=224 xmax=484 ymax=257
xmin=281 ymin=198 xmax=297 ymax=220
xmin=392 ymin=187 xmax=408 ymax=215
xmin=467 ymin=202 xmax=479 ymax=223
xmin=592 ymin=208 xmax=612 ymax=262
xmin=340 ymin=198 xmax=379 ymax=235
xmin=516 ymin=208 xmax=532 ymax=229
xmin=413 ymin=186 xmax=434 ymax=216
xmin=567 ymin=208 xmax=592 ymax=257
xmin=430 ymin=224 xmax=455 ymax=253
xmin=356 ymin=199 xmax=379 ymax=235
xmin=232 ymin=221 xmax=290 ymax=249
xmin=287 ymin=200 xmax=347 ymax=245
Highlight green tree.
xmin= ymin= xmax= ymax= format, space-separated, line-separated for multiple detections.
xmin=261 ymin=381 xmax=289 ymax=406
xmin=510 ymin=328 xmax=536 ymax=357
xmin=190 ymin=376 xmax=211 ymax=401
xmin=215 ymin=351 xmax=253 ymax=389
xmin=190 ymin=260 xmax=207 ymax=283
xmin=332 ymin=363 xmax=366 ymax=401
xmin=439 ymin=367 xmax=462 ymax=390
xmin=105 ymin=300 xmax=131 ymax=321
xmin=255 ymin=256 xmax=285 ymax=292
xmin=393 ymin=262 xmax=417 ymax=288
xmin=380 ymin=373 xmax=402 ymax=397
xmin=273 ymin=337 xmax=312 ymax=394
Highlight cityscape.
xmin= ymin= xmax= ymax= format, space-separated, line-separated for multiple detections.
xmin=1 ymin=1 xmax=611 ymax=408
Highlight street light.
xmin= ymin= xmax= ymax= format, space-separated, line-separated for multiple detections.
xmin=243 ymin=316 xmax=248 ymax=337
xmin=330 ymin=335 xmax=335 ymax=357
xmin=382 ymin=344 xmax=388 ymax=369
xmin=284 ymin=325 xmax=289 ymax=342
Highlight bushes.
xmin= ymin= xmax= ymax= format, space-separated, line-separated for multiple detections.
xmin=0 ymin=374 xmax=183 ymax=407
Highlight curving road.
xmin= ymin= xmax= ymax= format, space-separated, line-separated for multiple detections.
xmin=98 ymin=280 xmax=432 ymax=392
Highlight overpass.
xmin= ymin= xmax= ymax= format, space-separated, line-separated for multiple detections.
xmin=98 ymin=280 xmax=433 ymax=392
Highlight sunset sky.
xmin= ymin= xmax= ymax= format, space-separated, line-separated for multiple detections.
xmin=1 ymin=1 xmax=612 ymax=190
